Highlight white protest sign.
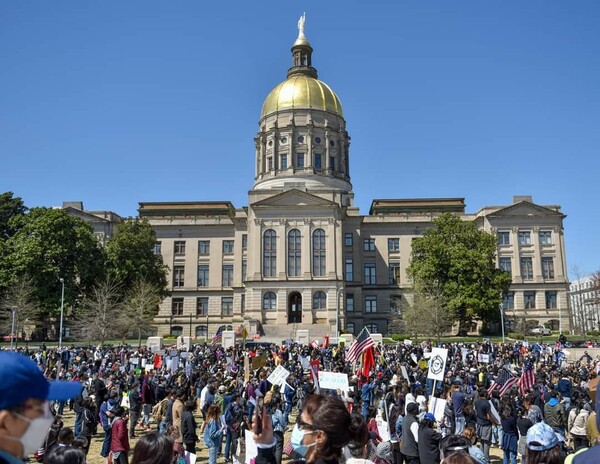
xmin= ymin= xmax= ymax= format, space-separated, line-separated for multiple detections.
xmin=428 ymin=397 xmax=446 ymax=423
xmin=478 ymin=353 xmax=490 ymax=364
xmin=410 ymin=353 xmax=418 ymax=364
xmin=244 ymin=429 xmax=257 ymax=464
xmin=427 ymin=347 xmax=448 ymax=382
xmin=376 ymin=417 xmax=390 ymax=442
xmin=404 ymin=339 xmax=413 ymax=346
xmin=267 ymin=365 xmax=290 ymax=388
xmin=318 ymin=371 xmax=350 ymax=391
xmin=144 ymin=365 xmax=154 ymax=373
xmin=300 ymin=356 xmax=310 ymax=371
xmin=489 ymin=400 xmax=501 ymax=424
xmin=141 ymin=358 xmax=147 ymax=368
xmin=170 ymin=356 xmax=179 ymax=374
xmin=130 ymin=357 xmax=139 ymax=366
xmin=401 ymin=365 xmax=410 ymax=381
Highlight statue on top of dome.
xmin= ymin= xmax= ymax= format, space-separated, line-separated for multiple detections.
xmin=297 ymin=12 xmax=306 ymax=38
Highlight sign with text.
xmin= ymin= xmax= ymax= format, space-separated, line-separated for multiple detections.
xmin=267 ymin=365 xmax=290 ymax=388
xmin=222 ymin=331 xmax=236 ymax=349
xmin=318 ymin=371 xmax=350 ymax=391
xmin=376 ymin=417 xmax=390 ymax=442
xmin=427 ymin=347 xmax=448 ymax=382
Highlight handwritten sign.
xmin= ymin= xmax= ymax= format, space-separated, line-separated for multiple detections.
xmin=267 ymin=365 xmax=290 ymax=388
xmin=318 ymin=371 xmax=350 ymax=391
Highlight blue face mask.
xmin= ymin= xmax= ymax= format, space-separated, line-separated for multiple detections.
xmin=291 ymin=423 xmax=316 ymax=457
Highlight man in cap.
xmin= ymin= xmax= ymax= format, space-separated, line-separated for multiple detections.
xmin=0 ymin=352 xmax=82 ymax=464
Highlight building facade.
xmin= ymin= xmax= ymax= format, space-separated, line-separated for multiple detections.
xmin=140 ymin=21 xmax=570 ymax=340
xmin=569 ymin=276 xmax=600 ymax=334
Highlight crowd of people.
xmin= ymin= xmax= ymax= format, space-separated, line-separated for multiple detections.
xmin=1 ymin=335 xmax=600 ymax=464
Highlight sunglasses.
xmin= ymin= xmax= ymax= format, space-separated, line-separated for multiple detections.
xmin=296 ymin=417 xmax=318 ymax=432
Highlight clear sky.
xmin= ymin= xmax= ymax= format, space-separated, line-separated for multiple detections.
xmin=1 ymin=1 xmax=598 ymax=277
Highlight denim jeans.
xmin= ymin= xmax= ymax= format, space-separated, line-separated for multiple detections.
xmin=142 ymin=403 xmax=152 ymax=426
xmin=283 ymin=401 xmax=292 ymax=424
xmin=225 ymin=429 xmax=240 ymax=460
xmin=101 ymin=424 xmax=112 ymax=457
xmin=503 ymin=449 xmax=517 ymax=464
xmin=208 ymin=445 xmax=218 ymax=464
xmin=74 ymin=411 xmax=83 ymax=437
xmin=454 ymin=416 xmax=466 ymax=435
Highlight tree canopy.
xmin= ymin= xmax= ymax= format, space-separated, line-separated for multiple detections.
xmin=407 ymin=213 xmax=512 ymax=335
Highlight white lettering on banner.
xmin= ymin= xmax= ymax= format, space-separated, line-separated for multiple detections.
xmin=267 ymin=365 xmax=290 ymax=388
xmin=427 ymin=347 xmax=448 ymax=382
xmin=318 ymin=371 xmax=350 ymax=391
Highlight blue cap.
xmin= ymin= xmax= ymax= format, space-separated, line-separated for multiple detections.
xmin=526 ymin=422 xmax=563 ymax=451
xmin=0 ymin=352 xmax=82 ymax=410
xmin=424 ymin=412 xmax=436 ymax=422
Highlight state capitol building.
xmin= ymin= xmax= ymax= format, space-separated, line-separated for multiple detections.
xmin=132 ymin=19 xmax=570 ymax=341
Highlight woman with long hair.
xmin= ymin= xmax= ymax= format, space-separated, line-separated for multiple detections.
xmin=203 ymin=403 xmax=223 ymax=464
xmin=131 ymin=432 xmax=175 ymax=464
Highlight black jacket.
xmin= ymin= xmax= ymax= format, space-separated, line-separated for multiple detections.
xmin=181 ymin=410 xmax=198 ymax=444
xmin=418 ymin=426 xmax=442 ymax=464
xmin=129 ymin=388 xmax=142 ymax=412
xmin=401 ymin=413 xmax=419 ymax=457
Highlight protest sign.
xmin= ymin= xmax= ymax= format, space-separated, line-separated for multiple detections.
xmin=318 ymin=371 xmax=350 ymax=391
xmin=267 ymin=365 xmax=290 ymax=388
xmin=244 ymin=429 xmax=257 ymax=464
xmin=400 ymin=365 xmax=410 ymax=381
xmin=251 ymin=353 xmax=267 ymax=370
xmin=427 ymin=347 xmax=448 ymax=381
xmin=244 ymin=355 xmax=250 ymax=383
xmin=478 ymin=353 xmax=490 ymax=363
xmin=428 ymin=396 xmax=446 ymax=423
xmin=376 ymin=417 xmax=390 ymax=442
xmin=404 ymin=339 xmax=413 ymax=346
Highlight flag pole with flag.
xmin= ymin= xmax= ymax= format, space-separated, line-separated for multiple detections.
xmin=211 ymin=325 xmax=225 ymax=347
xmin=346 ymin=327 xmax=376 ymax=366
xmin=518 ymin=361 xmax=535 ymax=396
xmin=488 ymin=366 xmax=519 ymax=397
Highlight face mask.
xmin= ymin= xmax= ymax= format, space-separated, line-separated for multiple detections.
xmin=9 ymin=409 xmax=54 ymax=457
xmin=291 ymin=423 xmax=316 ymax=457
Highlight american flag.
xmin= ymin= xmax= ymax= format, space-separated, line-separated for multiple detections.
xmin=211 ymin=325 xmax=225 ymax=347
xmin=346 ymin=327 xmax=376 ymax=364
xmin=518 ymin=361 xmax=536 ymax=396
xmin=499 ymin=377 xmax=518 ymax=396
xmin=488 ymin=367 xmax=518 ymax=396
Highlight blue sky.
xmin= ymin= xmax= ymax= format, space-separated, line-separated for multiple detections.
xmin=1 ymin=1 xmax=598 ymax=277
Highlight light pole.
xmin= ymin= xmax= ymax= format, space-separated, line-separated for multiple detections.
xmin=58 ymin=278 xmax=65 ymax=349
xmin=10 ymin=306 xmax=17 ymax=350
xmin=499 ymin=305 xmax=505 ymax=344
xmin=335 ymin=286 xmax=344 ymax=343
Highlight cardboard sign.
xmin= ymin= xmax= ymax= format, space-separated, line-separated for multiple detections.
xmin=376 ymin=417 xmax=390 ymax=442
xmin=427 ymin=347 xmax=448 ymax=382
xmin=267 ymin=365 xmax=290 ymax=388
xmin=251 ymin=353 xmax=267 ymax=370
xmin=428 ymin=397 xmax=446 ymax=423
xmin=318 ymin=371 xmax=350 ymax=391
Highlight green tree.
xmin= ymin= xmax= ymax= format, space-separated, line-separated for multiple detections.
xmin=407 ymin=213 xmax=512 ymax=335
xmin=105 ymin=218 xmax=168 ymax=296
xmin=121 ymin=278 xmax=162 ymax=347
xmin=403 ymin=288 xmax=454 ymax=341
xmin=0 ymin=192 xmax=27 ymax=240
xmin=0 ymin=208 xmax=106 ymax=333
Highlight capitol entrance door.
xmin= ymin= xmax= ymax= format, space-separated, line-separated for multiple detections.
xmin=288 ymin=292 xmax=302 ymax=324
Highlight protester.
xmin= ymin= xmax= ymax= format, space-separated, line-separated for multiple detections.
xmin=181 ymin=399 xmax=198 ymax=454
xmin=131 ymin=432 xmax=174 ymax=464
xmin=525 ymin=422 xmax=564 ymax=464
xmin=203 ymin=403 xmax=223 ymax=464
xmin=43 ymin=446 xmax=86 ymax=464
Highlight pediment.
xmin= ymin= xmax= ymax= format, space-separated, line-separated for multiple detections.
xmin=489 ymin=201 xmax=564 ymax=218
xmin=251 ymin=189 xmax=337 ymax=208
xmin=63 ymin=207 xmax=109 ymax=223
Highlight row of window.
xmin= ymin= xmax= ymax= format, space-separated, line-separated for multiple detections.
xmin=266 ymin=153 xmax=337 ymax=172
xmin=343 ymin=235 xmax=400 ymax=253
xmin=498 ymin=256 xmax=555 ymax=279
xmin=344 ymin=259 xmax=401 ymax=285
xmin=346 ymin=322 xmax=379 ymax=336
xmin=172 ymin=296 xmax=237 ymax=316
xmin=268 ymin=135 xmax=336 ymax=146
xmin=497 ymin=230 xmax=553 ymax=246
xmin=156 ymin=237 xmax=247 ymax=256
xmin=502 ymin=291 xmax=558 ymax=310
xmin=174 ymin=261 xmax=248 ymax=288
xmin=264 ymin=229 xmax=326 ymax=277
xmin=169 ymin=325 xmax=234 ymax=338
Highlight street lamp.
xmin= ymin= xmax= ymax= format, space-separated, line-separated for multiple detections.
xmin=10 ymin=306 xmax=17 ymax=351
xmin=499 ymin=305 xmax=505 ymax=344
xmin=335 ymin=286 xmax=344 ymax=343
xmin=58 ymin=278 xmax=65 ymax=349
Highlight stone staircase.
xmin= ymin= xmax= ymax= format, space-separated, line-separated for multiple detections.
xmin=260 ymin=322 xmax=332 ymax=344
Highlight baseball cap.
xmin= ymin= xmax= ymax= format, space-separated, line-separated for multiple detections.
xmin=424 ymin=412 xmax=436 ymax=421
xmin=526 ymin=422 xmax=564 ymax=451
xmin=0 ymin=352 xmax=82 ymax=410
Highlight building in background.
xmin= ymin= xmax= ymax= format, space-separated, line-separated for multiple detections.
xmin=62 ymin=201 xmax=123 ymax=245
xmin=569 ymin=276 xmax=600 ymax=334
xmin=140 ymin=20 xmax=570 ymax=340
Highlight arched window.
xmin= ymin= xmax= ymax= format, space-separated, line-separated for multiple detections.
xmin=195 ymin=325 xmax=208 ymax=338
xmin=346 ymin=322 xmax=355 ymax=335
xmin=365 ymin=323 xmax=378 ymax=334
xmin=263 ymin=291 xmax=277 ymax=310
xmin=170 ymin=326 xmax=183 ymax=336
xmin=312 ymin=291 xmax=327 ymax=309
xmin=263 ymin=229 xmax=277 ymax=277
xmin=312 ymin=229 xmax=326 ymax=276
xmin=288 ymin=229 xmax=301 ymax=277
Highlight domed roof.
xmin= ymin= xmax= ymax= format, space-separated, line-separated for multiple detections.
xmin=261 ymin=74 xmax=344 ymax=119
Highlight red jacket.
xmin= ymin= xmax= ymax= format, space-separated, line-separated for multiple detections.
xmin=110 ymin=418 xmax=130 ymax=453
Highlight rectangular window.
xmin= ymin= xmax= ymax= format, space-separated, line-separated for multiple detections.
xmin=364 ymin=263 xmax=376 ymax=285
xmin=539 ymin=231 xmax=552 ymax=245
xmin=545 ymin=291 xmax=557 ymax=309
xmin=388 ymin=238 xmax=400 ymax=252
xmin=346 ymin=294 xmax=354 ymax=312
xmin=281 ymin=154 xmax=288 ymax=169
xmin=198 ymin=240 xmax=210 ymax=255
xmin=499 ymin=257 xmax=512 ymax=274
xmin=241 ymin=294 xmax=245 ymax=314
xmin=242 ymin=259 xmax=247 ymax=281
xmin=345 ymin=258 xmax=353 ymax=282
xmin=297 ymin=153 xmax=305 ymax=168
xmin=518 ymin=231 xmax=531 ymax=245
xmin=344 ymin=233 xmax=353 ymax=247
xmin=365 ymin=296 xmax=377 ymax=313
xmin=524 ymin=291 xmax=536 ymax=309
xmin=497 ymin=232 xmax=510 ymax=246
xmin=171 ymin=298 xmax=184 ymax=316
xmin=541 ymin=257 xmax=555 ymax=279
xmin=520 ymin=257 xmax=533 ymax=280
xmin=391 ymin=296 xmax=402 ymax=315
xmin=173 ymin=266 xmax=185 ymax=288
xmin=363 ymin=239 xmax=375 ymax=251
xmin=268 ymin=157 xmax=273 ymax=170
xmin=153 ymin=241 xmax=162 ymax=254
xmin=242 ymin=234 xmax=248 ymax=250
xmin=197 ymin=265 xmax=209 ymax=287
xmin=196 ymin=297 xmax=208 ymax=316
xmin=389 ymin=261 xmax=401 ymax=284
xmin=314 ymin=153 xmax=322 ymax=169
xmin=174 ymin=241 xmax=186 ymax=255
xmin=329 ymin=156 xmax=335 ymax=170
xmin=502 ymin=291 xmax=514 ymax=310
xmin=221 ymin=297 xmax=233 ymax=316
xmin=223 ymin=240 xmax=234 ymax=254
xmin=222 ymin=264 xmax=233 ymax=287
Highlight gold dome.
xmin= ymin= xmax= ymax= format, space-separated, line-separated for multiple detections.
xmin=261 ymin=75 xmax=344 ymax=119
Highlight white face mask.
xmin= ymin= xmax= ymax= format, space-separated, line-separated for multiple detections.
xmin=7 ymin=404 xmax=54 ymax=457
